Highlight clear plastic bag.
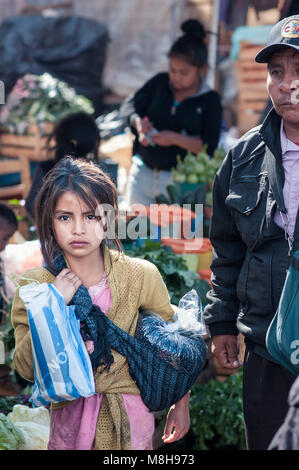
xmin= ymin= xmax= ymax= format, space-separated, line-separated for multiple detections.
xmin=167 ymin=289 xmax=207 ymax=337
xmin=136 ymin=289 xmax=207 ymax=373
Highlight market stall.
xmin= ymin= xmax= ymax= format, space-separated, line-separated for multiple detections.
xmin=0 ymin=0 xmax=298 ymax=452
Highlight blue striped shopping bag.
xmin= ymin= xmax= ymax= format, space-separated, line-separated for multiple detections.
xmin=19 ymin=282 xmax=95 ymax=407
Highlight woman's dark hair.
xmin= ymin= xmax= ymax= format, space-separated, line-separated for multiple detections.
xmin=168 ymin=19 xmax=208 ymax=68
xmin=34 ymin=157 xmax=122 ymax=270
xmin=47 ymin=112 xmax=100 ymax=162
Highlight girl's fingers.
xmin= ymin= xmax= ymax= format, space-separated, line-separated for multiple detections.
xmin=74 ymin=279 xmax=82 ymax=288
xmin=64 ymin=271 xmax=81 ymax=284
xmin=56 ymin=268 xmax=71 ymax=278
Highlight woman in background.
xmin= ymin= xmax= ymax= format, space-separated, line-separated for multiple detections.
xmin=120 ymin=19 xmax=222 ymax=207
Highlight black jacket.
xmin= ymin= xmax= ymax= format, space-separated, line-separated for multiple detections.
xmin=204 ymin=108 xmax=299 ymax=361
xmin=120 ymin=72 xmax=222 ymax=170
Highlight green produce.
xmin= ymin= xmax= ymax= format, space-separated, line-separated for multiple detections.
xmin=124 ymin=239 xmax=210 ymax=305
xmin=171 ymin=145 xmax=226 ymax=186
xmin=189 ymin=370 xmax=246 ymax=450
xmin=0 ymin=73 xmax=94 ymax=135
xmin=0 ymin=413 xmax=25 ymax=450
xmin=7 ymin=405 xmax=50 ymax=450
xmin=186 ymin=174 xmax=198 ymax=184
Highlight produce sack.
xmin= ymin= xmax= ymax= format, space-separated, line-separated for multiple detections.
xmin=19 ymin=282 xmax=95 ymax=406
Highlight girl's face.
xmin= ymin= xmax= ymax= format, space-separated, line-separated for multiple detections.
xmin=168 ymin=56 xmax=206 ymax=92
xmin=53 ymin=191 xmax=105 ymax=263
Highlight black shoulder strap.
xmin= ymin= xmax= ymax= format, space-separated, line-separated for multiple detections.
xmin=264 ymin=145 xmax=286 ymax=214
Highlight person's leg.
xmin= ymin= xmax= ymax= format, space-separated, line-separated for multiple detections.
xmin=242 ymin=348 xmax=296 ymax=450
xmin=126 ymin=160 xmax=173 ymax=207
xmin=153 ymin=169 xmax=173 ymax=201
xmin=125 ymin=160 xmax=157 ymax=207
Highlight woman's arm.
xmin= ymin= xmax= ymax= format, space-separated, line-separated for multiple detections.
xmin=152 ymin=131 xmax=204 ymax=154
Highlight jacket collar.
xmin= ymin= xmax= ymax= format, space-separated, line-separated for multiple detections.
xmin=258 ymin=107 xmax=282 ymax=159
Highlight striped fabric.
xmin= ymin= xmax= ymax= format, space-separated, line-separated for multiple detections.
xmin=19 ymin=282 xmax=95 ymax=407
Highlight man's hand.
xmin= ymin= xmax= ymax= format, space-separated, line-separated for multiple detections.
xmin=53 ymin=268 xmax=82 ymax=305
xmin=211 ymin=335 xmax=242 ymax=369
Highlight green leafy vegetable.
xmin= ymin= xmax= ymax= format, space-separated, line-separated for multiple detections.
xmin=0 ymin=73 xmax=94 ymax=135
xmin=171 ymin=146 xmax=226 ymax=186
xmin=189 ymin=370 xmax=246 ymax=450
xmin=124 ymin=240 xmax=210 ymax=305
xmin=0 ymin=413 xmax=25 ymax=450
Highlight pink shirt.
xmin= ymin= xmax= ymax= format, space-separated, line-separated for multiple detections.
xmin=48 ymin=274 xmax=154 ymax=450
xmin=273 ymin=120 xmax=299 ymax=237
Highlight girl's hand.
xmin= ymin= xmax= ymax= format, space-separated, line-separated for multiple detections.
xmin=53 ymin=268 xmax=82 ymax=305
xmin=151 ymin=130 xmax=177 ymax=146
xmin=162 ymin=393 xmax=191 ymax=444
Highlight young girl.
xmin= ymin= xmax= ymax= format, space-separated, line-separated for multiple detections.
xmin=11 ymin=157 xmax=190 ymax=450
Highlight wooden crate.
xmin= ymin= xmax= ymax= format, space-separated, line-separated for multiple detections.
xmin=0 ymin=155 xmax=31 ymax=199
xmin=0 ymin=122 xmax=54 ymax=161
xmin=237 ymin=42 xmax=269 ymax=135
xmin=0 ymin=122 xmax=54 ymax=199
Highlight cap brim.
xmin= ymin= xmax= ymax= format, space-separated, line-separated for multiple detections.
xmin=255 ymin=43 xmax=299 ymax=63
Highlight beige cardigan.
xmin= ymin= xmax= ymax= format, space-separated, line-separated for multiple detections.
xmin=11 ymin=248 xmax=174 ymax=449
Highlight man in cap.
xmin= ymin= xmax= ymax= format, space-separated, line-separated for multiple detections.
xmin=204 ymin=15 xmax=299 ymax=450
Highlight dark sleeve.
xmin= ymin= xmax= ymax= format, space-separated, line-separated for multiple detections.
xmin=203 ymin=150 xmax=247 ymax=337
xmin=202 ymin=91 xmax=223 ymax=156
xmin=119 ymin=73 xmax=162 ymax=132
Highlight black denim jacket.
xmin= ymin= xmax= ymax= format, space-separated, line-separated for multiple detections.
xmin=204 ymin=108 xmax=299 ymax=361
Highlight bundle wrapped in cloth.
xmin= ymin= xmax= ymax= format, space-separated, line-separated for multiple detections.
xmin=106 ymin=289 xmax=207 ymax=411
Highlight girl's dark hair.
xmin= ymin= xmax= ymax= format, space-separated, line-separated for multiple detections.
xmin=168 ymin=19 xmax=208 ymax=68
xmin=47 ymin=112 xmax=100 ymax=162
xmin=34 ymin=157 xmax=122 ymax=270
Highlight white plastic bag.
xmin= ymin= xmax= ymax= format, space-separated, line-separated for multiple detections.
xmin=19 ymin=282 xmax=95 ymax=407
